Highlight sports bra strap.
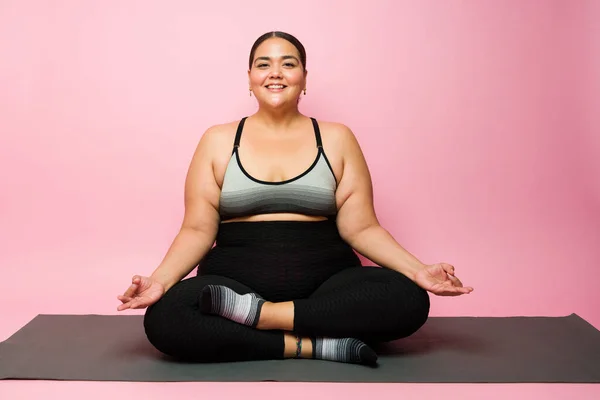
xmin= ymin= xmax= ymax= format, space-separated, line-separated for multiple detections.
xmin=233 ymin=117 xmax=248 ymax=151
xmin=311 ymin=118 xmax=323 ymax=148
xmin=234 ymin=117 xmax=321 ymax=151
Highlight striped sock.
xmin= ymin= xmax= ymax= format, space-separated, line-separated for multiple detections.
xmin=312 ymin=337 xmax=378 ymax=365
xmin=200 ymin=285 xmax=265 ymax=327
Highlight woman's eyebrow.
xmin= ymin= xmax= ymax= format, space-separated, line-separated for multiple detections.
xmin=254 ymin=55 xmax=299 ymax=63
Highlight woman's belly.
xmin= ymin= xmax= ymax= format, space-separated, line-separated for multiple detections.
xmin=199 ymin=219 xmax=361 ymax=301
xmin=221 ymin=213 xmax=329 ymax=223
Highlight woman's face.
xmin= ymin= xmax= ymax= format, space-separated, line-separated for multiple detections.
xmin=248 ymin=37 xmax=307 ymax=109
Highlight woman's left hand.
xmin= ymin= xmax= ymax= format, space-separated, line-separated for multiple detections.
xmin=414 ymin=263 xmax=474 ymax=296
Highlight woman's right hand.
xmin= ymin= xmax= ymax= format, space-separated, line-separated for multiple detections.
xmin=117 ymin=275 xmax=165 ymax=311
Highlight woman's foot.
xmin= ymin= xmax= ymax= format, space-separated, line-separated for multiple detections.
xmin=200 ymin=285 xmax=265 ymax=327
xmin=286 ymin=334 xmax=377 ymax=366
xmin=312 ymin=337 xmax=378 ymax=366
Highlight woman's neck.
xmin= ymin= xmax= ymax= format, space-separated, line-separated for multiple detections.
xmin=251 ymin=107 xmax=304 ymax=130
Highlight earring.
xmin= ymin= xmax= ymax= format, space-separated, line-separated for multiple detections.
xmin=249 ymin=88 xmax=252 ymax=97
xmin=303 ymin=89 xmax=307 ymax=95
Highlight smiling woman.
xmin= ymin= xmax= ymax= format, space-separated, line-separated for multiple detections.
xmin=248 ymin=32 xmax=307 ymax=105
xmin=117 ymin=31 xmax=473 ymax=366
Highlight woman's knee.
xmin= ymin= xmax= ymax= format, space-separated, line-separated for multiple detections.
xmin=142 ymin=280 xmax=216 ymax=360
xmin=387 ymin=273 xmax=430 ymax=338
xmin=360 ymin=269 xmax=429 ymax=340
xmin=143 ymin=301 xmax=177 ymax=357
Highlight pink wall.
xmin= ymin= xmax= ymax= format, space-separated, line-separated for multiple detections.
xmin=1 ymin=0 xmax=599 ymax=339
xmin=579 ymin=0 xmax=600 ymax=204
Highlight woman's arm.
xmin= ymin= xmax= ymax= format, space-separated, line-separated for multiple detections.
xmin=334 ymin=125 xmax=425 ymax=282
xmin=149 ymin=126 xmax=224 ymax=292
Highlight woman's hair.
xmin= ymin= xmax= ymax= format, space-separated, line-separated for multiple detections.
xmin=249 ymin=31 xmax=307 ymax=71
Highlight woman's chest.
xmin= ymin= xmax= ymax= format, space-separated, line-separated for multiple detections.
xmin=215 ymin=136 xmax=343 ymax=187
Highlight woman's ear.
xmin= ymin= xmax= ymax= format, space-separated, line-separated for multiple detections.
xmin=303 ymin=69 xmax=308 ymax=91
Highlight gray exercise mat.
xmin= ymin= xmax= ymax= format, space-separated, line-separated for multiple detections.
xmin=0 ymin=314 xmax=599 ymax=383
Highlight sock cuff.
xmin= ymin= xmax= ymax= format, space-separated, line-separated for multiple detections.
xmin=250 ymin=299 xmax=265 ymax=328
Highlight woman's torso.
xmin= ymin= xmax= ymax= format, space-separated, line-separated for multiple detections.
xmin=211 ymin=115 xmax=346 ymax=223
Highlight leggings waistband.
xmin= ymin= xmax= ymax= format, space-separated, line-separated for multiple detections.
xmin=201 ymin=219 xmax=362 ymax=300
xmin=215 ymin=219 xmax=345 ymax=247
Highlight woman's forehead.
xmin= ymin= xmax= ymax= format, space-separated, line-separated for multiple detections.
xmin=254 ymin=38 xmax=299 ymax=58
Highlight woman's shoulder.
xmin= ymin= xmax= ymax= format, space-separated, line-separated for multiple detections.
xmin=313 ymin=119 xmax=358 ymax=148
xmin=203 ymin=120 xmax=240 ymax=137
xmin=198 ymin=120 xmax=240 ymax=147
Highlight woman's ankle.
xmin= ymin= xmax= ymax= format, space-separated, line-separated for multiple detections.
xmin=257 ymin=301 xmax=295 ymax=331
xmin=283 ymin=333 xmax=313 ymax=359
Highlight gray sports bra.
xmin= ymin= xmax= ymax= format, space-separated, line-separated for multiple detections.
xmin=219 ymin=117 xmax=337 ymax=221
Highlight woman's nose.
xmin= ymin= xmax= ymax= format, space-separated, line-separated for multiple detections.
xmin=269 ymin=67 xmax=282 ymax=78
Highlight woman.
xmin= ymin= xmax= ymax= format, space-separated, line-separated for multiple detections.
xmin=117 ymin=31 xmax=473 ymax=366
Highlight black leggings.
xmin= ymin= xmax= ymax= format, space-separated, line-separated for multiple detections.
xmin=143 ymin=220 xmax=430 ymax=362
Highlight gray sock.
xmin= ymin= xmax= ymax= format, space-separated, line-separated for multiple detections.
xmin=312 ymin=337 xmax=378 ymax=365
xmin=200 ymin=285 xmax=265 ymax=327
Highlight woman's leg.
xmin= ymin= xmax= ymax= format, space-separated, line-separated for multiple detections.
xmin=204 ymin=266 xmax=429 ymax=343
xmin=143 ymin=275 xmax=285 ymax=362
xmin=198 ymin=275 xmax=378 ymax=365
xmin=294 ymin=266 xmax=430 ymax=343
xmin=198 ymin=266 xmax=426 ymax=364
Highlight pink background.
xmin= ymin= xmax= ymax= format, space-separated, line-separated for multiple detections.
xmin=1 ymin=0 xmax=598 ymax=399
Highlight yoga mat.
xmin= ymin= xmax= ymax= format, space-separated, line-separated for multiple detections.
xmin=0 ymin=314 xmax=599 ymax=383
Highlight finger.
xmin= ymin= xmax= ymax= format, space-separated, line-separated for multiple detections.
xmin=447 ymin=274 xmax=463 ymax=287
xmin=123 ymin=276 xmax=143 ymax=296
xmin=122 ymin=283 xmax=139 ymax=298
xmin=444 ymin=292 xmax=463 ymax=297
xmin=130 ymin=300 xmax=147 ymax=309
xmin=117 ymin=302 xmax=131 ymax=311
xmin=432 ymin=288 xmax=462 ymax=297
xmin=440 ymin=263 xmax=455 ymax=275
xmin=441 ymin=291 xmax=465 ymax=297
xmin=448 ymin=286 xmax=473 ymax=295
xmin=117 ymin=295 xmax=133 ymax=303
xmin=434 ymin=285 xmax=473 ymax=296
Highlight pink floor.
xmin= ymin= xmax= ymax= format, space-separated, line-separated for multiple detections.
xmin=1 ymin=381 xmax=599 ymax=400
